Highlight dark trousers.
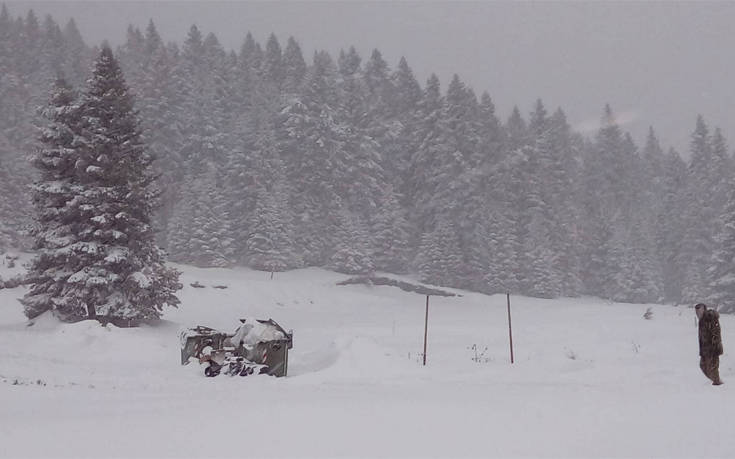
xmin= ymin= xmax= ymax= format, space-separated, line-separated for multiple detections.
xmin=700 ymin=355 xmax=723 ymax=385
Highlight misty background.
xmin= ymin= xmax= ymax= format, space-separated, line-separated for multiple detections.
xmin=5 ymin=0 xmax=735 ymax=155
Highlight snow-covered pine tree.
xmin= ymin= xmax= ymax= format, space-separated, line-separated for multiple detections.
xmin=642 ymin=127 xmax=665 ymax=198
xmin=363 ymin=48 xmax=394 ymax=125
xmin=482 ymin=204 xmax=519 ymax=295
xmin=39 ymin=15 xmax=65 ymax=80
xmin=60 ymin=18 xmax=92 ymax=86
xmin=579 ymin=105 xmax=625 ymax=297
xmin=406 ymin=74 xmax=452 ymax=237
xmin=246 ymin=175 xmax=299 ymax=272
xmin=387 ymin=56 xmax=423 ymax=198
xmin=609 ymin=218 xmax=661 ymax=304
xmin=116 ymin=25 xmax=145 ymax=92
xmin=441 ymin=76 xmax=487 ymax=289
xmin=168 ymin=164 xmax=233 ymax=267
xmin=239 ymin=32 xmax=263 ymax=76
xmin=657 ymin=148 xmax=688 ymax=303
xmin=524 ymin=209 xmax=562 ymax=299
xmin=334 ymin=46 xmax=386 ymax=223
xmin=370 ymin=186 xmax=411 ymax=273
xmin=0 ymin=10 xmax=19 ymax=247
xmin=17 ymin=10 xmax=43 ymax=81
xmin=246 ymin=187 xmax=289 ymax=273
xmin=460 ymin=92 xmax=507 ymax=293
xmin=21 ymin=76 xmax=85 ymax=320
xmin=23 ymin=47 xmax=181 ymax=324
xmin=0 ymin=132 xmax=21 ymax=250
xmin=282 ymin=37 xmax=307 ymax=96
xmin=280 ymin=50 xmax=344 ymax=266
xmin=519 ymin=100 xmax=563 ymax=297
xmin=262 ymin=33 xmax=284 ymax=90
xmin=416 ymin=231 xmax=442 ymax=287
xmin=118 ymin=21 xmax=184 ymax=252
xmin=135 ymin=20 xmax=185 ymax=248
xmin=497 ymin=106 xmax=534 ymax=291
xmin=416 ymin=216 xmax=462 ymax=287
xmin=0 ymin=11 xmax=40 ymax=244
xmin=0 ymin=5 xmax=11 ymax=68
xmin=546 ymin=108 xmax=582 ymax=297
xmin=328 ymin=205 xmax=374 ymax=275
xmin=362 ymin=49 xmax=398 ymax=188
xmin=709 ymin=179 xmax=735 ymax=312
xmin=708 ymin=127 xmax=732 ymax=236
xmin=505 ymin=106 xmax=529 ymax=153
xmin=641 ymin=128 xmax=668 ymax=295
xmin=681 ymin=116 xmax=716 ymax=304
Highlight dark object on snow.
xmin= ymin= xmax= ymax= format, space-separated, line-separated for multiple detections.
xmin=212 ymin=285 xmax=228 ymax=289
xmin=180 ymin=319 xmax=293 ymax=378
xmin=337 ymin=276 xmax=459 ymax=297
xmin=190 ymin=281 xmax=206 ymax=288
xmin=695 ymin=303 xmax=724 ymax=385
xmin=4 ymin=254 xmax=19 ymax=268
xmin=643 ymin=307 xmax=653 ymax=320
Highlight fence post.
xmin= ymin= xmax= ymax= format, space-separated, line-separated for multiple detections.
xmin=423 ymin=295 xmax=429 ymax=366
xmin=507 ymin=292 xmax=514 ymax=364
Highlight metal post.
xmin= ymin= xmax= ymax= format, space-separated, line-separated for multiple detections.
xmin=423 ymin=295 xmax=429 ymax=366
xmin=507 ymin=293 xmax=514 ymax=364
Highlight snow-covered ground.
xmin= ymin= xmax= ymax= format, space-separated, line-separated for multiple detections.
xmin=2 ymin=253 xmax=734 ymax=458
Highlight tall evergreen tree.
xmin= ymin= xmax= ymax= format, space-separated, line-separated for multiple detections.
xmin=22 ymin=47 xmax=180 ymax=323
xmin=482 ymin=204 xmax=520 ymax=294
xmin=406 ymin=74 xmax=451 ymax=237
xmin=280 ymin=50 xmax=344 ymax=265
xmin=657 ymin=148 xmax=688 ymax=302
xmin=416 ymin=216 xmax=462 ymax=287
xmin=282 ymin=36 xmax=306 ymax=95
xmin=681 ymin=116 xmax=717 ymax=303
xmin=262 ymin=33 xmax=284 ymax=88
xmin=168 ymin=164 xmax=233 ymax=267
xmin=370 ymin=186 xmax=411 ymax=273
xmin=329 ymin=205 xmax=374 ymax=275
xmin=389 ymin=56 xmax=423 ymax=201
xmin=246 ymin=179 xmax=299 ymax=272
xmin=20 ymin=77 xmax=82 ymax=319
xmin=709 ymin=179 xmax=735 ymax=312
xmin=579 ymin=105 xmax=626 ymax=298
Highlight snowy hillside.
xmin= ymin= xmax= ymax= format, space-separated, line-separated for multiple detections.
xmin=1 ymin=256 xmax=734 ymax=458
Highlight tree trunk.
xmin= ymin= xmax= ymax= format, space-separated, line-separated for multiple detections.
xmin=87 ymin=303 xmax=96 ymax=320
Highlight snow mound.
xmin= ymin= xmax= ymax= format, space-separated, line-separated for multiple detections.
xmin=26 ymin=310 xmax=63 ymax=331
xmin=324 ymin=336 xmax=413 ymax=379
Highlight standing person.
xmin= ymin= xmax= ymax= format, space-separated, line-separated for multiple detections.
xmin=695 ymin=303 xmax=724 ymax=385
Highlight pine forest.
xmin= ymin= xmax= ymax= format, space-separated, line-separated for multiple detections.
xmin=3 ymin=7 xmax=735 ymax=312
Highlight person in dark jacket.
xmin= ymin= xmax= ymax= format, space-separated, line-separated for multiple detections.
xmin=695 ymin=303 xmax=724 ymax=385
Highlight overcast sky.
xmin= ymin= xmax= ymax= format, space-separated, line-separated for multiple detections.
xmin=7 ymin=1 xmax=735 ymax=155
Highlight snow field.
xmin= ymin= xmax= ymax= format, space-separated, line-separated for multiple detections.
xmin=1 ymin=257 xmax=735 ymax=458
